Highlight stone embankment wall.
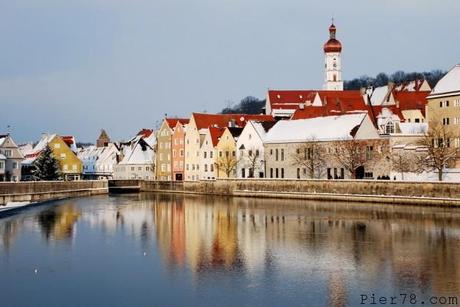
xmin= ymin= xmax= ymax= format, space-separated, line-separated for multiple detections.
xmin=0 ymin=181 xmax=108 ymax=205
xmin=139 ymin=179 xmax=460 ymax=207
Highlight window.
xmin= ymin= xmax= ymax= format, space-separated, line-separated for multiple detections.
xmin=281 ymin=168 xmax=284 ymax=178
xmin=186 ymin=164 xmax=189 ymax=170
xmin=248 ymin=150 xmax=253 ymax=157
xmin=455 ymin=99 xmax=460 ymax=107
xmin=297 ymin=168 xmax=300 ymax=179
xmin=210 ymin=164 xmax=214 ymax=172
xmin=232 ymin=151 xmax=236 ymax=157
xmin=454 ymin=117 xmax=460 ymax=125
xmin=204 ymin=164 xmax=208 ymax=172
xmin=0 ymin=162 xmax=4 ymax=169
xmin=12 ymin=162 xmax=18 ymax=169
xmin=385 ymin=122 xmax=395 ymax=134
xmin=64 ymin=164 xmax=68 ymax=171
xmin=210 ymin=151 xmax=213 ymax=158
xmin=60 ymin=153 xmax=66 ymax=159
xmin=180 ymin=150 xmax=184 ymax=157
xmin=4 ymin=150 xmax=11 ymax=157
xmin=54 ymin=143 xmax=61 ymax=149
xmin=270 ymin=168 xmax=273 ymax=178
xmin=275 ymin=168 xmax=279 ymax=178
xmin=270 ymin=149 xmax=273 ymax=155
xmin=219 ymin=151 xmax=222 ymax=157
xmin=73 ymin=165 xmax=77 ymax=171
xmin=366 ymin=145 xmax=373 ymax=160
xmin=443 ymin=118 xmax=450 ymax=125
xmin=204 ymin=152 xmax=207 ymax=158
xmin=281 ymin=149 xmax=284 ymax=161
xmin=255 ymin=150 xmax=259 ymax=157
xmin=225 ymin=151 xmax=229 ymax=157
xmin=275 ymin=149 xmax=279 ymax=161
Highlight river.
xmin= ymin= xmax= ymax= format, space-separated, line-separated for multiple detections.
xmin=1 ymin=193 xmax=460 ymax=306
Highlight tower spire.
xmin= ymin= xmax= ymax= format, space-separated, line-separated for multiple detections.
xmin=323 ymin=21 xmax=343 ymax=91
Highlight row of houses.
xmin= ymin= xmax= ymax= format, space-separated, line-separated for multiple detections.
xmin=1 ymin=64 xmax=459 ymax=182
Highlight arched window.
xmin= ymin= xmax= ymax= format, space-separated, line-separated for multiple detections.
xmin=385 ymin=122 xmax=395 ymax=134
xmin=333 ymin=74 xmax=337 ymax=82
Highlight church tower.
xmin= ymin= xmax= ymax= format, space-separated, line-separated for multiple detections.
xmin=323 ymin=22 xmax=343 ymax=91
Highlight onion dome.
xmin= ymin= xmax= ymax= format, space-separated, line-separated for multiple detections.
xmin=323 ymin=23 xmax=342 ymax=53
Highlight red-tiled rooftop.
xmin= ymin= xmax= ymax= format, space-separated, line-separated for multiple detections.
xmin=137 ymin=129 xmax=154 ymax=138
xmin=208 ymin=127 xmax=226 ymax=147
xmin=192 ymin=113 xmax=274 ymax=129
xmin=165 ymin=118 xmax=190 ymax=129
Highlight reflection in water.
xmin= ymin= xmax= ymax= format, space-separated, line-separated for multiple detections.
xmin=1 ymin=194 xmax=460 ymax=306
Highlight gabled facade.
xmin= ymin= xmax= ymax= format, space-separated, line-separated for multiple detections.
xmin=215 ymin=128 xmax=243 ymax=179
xmin=22 ymin=134 xmax=83 ymax=180
xmin=0 ymin=134 xmax=24 ymax=182
xmin=184 ymin=113 xmax=273 ymax=181
xmin=171 ymin=120 xmax=189 ymax=181
xmin=199 ymin=127 xmax=225 ymax=180
xmin=156 ymin=118 xmax=188 ymax=181
xmin=236 ymin=121 xmax=275 ymax=178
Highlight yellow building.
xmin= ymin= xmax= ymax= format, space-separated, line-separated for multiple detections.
xmin=24 ymin=134 xmax=83 ymax=180
xmin=426 ymin=64 xmax=460 ymax=166
xmin=215 ymin=127 xmax=243 ymax=178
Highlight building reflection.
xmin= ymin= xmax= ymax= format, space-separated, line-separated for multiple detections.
xmin=37 ymin=203 xmax=81 ymax=241
xmin=1 ymin=194 xmax=460 ymax=300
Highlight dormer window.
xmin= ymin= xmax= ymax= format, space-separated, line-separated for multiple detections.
xmin=385 ymin=122 xmax=395 ymax=134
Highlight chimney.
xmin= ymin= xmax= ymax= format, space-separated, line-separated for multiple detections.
xmin=299 ymin=103 xmax=305 ymax=110
xmin=228 ymin=119 xmax=236 ymax=128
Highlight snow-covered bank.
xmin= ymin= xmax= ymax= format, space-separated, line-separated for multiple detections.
xmin=0 ymin=201 xmax=33 ymax=214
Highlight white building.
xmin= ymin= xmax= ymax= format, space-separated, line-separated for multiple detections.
xmin=77 ymin=143 xmax=119 ymax=180
xmin=263 ymin=113 xmax=386 ymax=179
xmin=113 ymin=130 xmax=156 ymax=180
xmin=236 ymin=121 xmax=275 ymax=178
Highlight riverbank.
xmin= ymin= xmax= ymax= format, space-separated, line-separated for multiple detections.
xmin=109 ymin=179 xmax=460 ymax=207
xmin=0 ymin=181 xmax=108 ymax=207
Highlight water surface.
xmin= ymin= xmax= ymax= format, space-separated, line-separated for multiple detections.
xmin=1 ymin=193 xmax=460 ymax=306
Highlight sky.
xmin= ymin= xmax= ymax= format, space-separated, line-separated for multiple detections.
xmin=1 ymin=0 xmax=459 ymax=143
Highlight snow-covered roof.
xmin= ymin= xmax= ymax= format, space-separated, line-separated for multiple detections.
xmin=0 ymin=136 xmax=6 ymax=147
xmin=0 ymin=154 xmax=6 ymax=160
xmin=429 ymin=64 xmax=460 ymax=96
xmin=397 ymin=123 xmax=428 ymax=134
xmin=251 ymin=121 xmax=276 ymax=141
xmin=264 ymin=113 xmax=367 ymax=143
xmin=369 ymin=86 xmax=389 ymax=105
xmin=119 ymin=138 xmax=154 ymax=165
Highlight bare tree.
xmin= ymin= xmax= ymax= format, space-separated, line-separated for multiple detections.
xmin=391 ymin=150 xmax=416 ymax=180
xmin=417 ymin=121 xmax=458 ymax=181
xmin=291 ymin=140 xmax=326 ymax=179
xmin=330 ymin=139 xmax=366 ymax=179
xmin=242 ymin=147 xmax=261 ymax=178
xmin=215 ymin=146 xmax=239 ymax=178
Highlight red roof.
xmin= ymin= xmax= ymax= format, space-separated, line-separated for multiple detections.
xmin=192 ymin=113 xmax=274 ymax=130
xmin=269 ymin=90 xmax=364 ymax=110
xmin=165 ymin=118 xmax=189 ymax=129
xmin=394 ymin=91 xmax=429 ymax=117
xmin=208 ymin=127 xmax=226 ymax=147
xmin=137 ymin=129 xmax=154 ymax=138
xmin=60 ymin=136 xmax=75 ymax=147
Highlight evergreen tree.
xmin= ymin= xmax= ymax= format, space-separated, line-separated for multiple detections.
xmin=32 ymin=145 xmax=62 ymax=181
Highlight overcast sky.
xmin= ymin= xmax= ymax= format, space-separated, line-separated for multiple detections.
xmin=1 ymin=0 xmax=459 ymax=143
